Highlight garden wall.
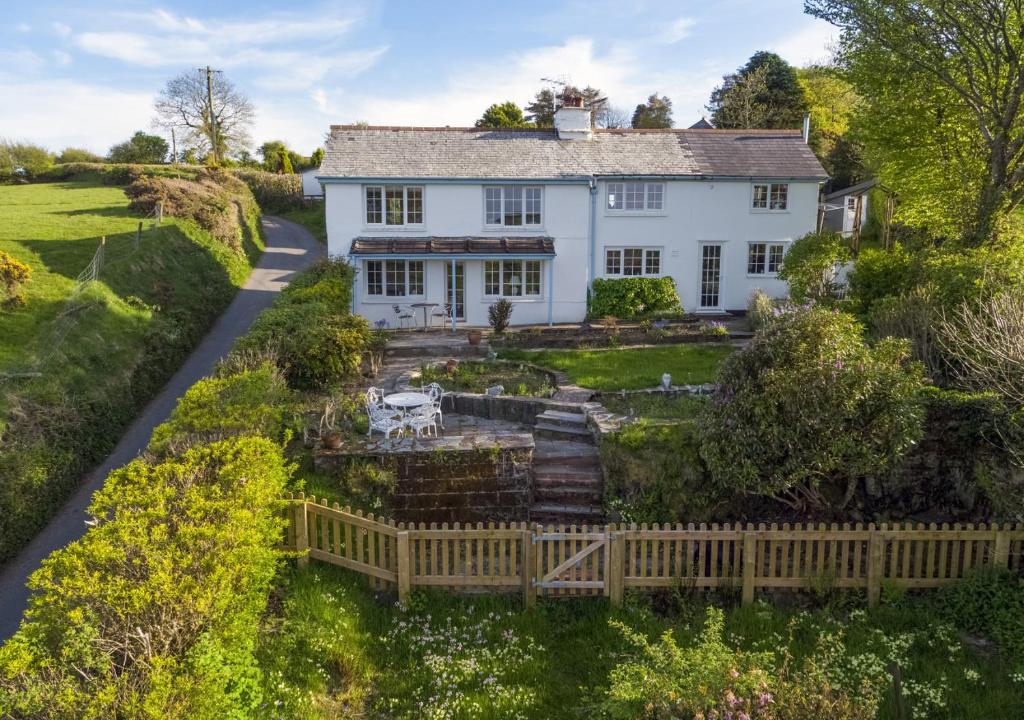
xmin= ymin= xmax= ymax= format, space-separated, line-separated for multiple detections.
xmin=316 ymin=434 xmax=534 ymax=523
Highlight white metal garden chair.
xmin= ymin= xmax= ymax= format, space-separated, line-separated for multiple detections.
xmin=392 ymin=304 xmax=414 ymax=329
xmin=365 ymin=387 xmax=404 ymax=440
xmin=403 ymin=401 xmax=439 ymax=437
xmin=422 ymin=382 xmax=446 ymax=429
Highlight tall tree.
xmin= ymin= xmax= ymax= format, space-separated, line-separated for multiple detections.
xmin=525 ymin=84 xmax=610 ymax=127
xmin=107 ymin=131 xmax=168 ymax=164
xmin=257 ymin=141 xmax=293 ymax=173
xmin=631 ymin=94 xmax=674 ymax=128
xmin=806 ymin=0 xmax=1024 ymax=246
xmin=709 ymin=51 xmax=809 ymax=129
xmin=525 ymin=88 xmax=557 ymax=127
xmin=153 ymin=69 xmax=254 ymax=165
xmin=797 ymin=64 xmax=867 ymax=189
xmin=709 ymin=66 xmax=773 ymax=129
xmin=476 ymin=102 xmax=531 ymax=128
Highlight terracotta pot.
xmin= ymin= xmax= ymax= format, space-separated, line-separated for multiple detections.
xmin=322 ymin=432 xmax=344 ymax=450
xmin=467 ymin=330 xmax=483 ymax=346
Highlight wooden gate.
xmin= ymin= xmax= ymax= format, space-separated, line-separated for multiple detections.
xmin=532 ymin=529 xmax=611 ymax=599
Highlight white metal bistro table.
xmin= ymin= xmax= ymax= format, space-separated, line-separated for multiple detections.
xmin=409 ymin=302 xmax=439 ymax=330
xmin=383 ymin=391 xmax=432 ymax=412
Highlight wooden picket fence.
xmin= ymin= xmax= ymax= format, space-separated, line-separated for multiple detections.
xmin=285 ymin=494 xmax=1024 ymax=607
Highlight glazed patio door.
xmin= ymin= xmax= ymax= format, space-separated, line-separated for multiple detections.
xmin=445 ymin=262 xmax=465 ymax=319
xmin=699 ymin=244 xmax=723 ymax=310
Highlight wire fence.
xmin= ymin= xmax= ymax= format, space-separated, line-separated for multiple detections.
xmin=1 ymin=203 xmax=163 ymax=380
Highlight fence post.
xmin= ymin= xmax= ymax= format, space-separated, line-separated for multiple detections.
xmin=609 ymin=530 xmax=625 ymax=607
xmin=156 ymin=201 xmax=163 ymax=225
xmin=134 ymin=221 xmax=142 ymax=250
xmin=295 ymin=497 xmax=309 ymax=568
xmin=397 ymin=531 xmax=411 ymax=603
xmin=993 ymin=524 xmax=1010 ymax=569
xmin=522 ymin=527 xmax=536 ymax=608
xmin=742 ymin=527 xmax=756 ymax=606
xmin=867 ymin=524 xmax=882 ymax=608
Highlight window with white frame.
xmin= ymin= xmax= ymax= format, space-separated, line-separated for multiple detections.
xmin=365 ymin=186 xmax=424 ymax=226
xmin=606 ymin=182 xmax=664 ymax=211
xmin=751 ymin=182 xmax=789 ymax=211
xmin=365 ymin=259 xmax=424 ymax=296
xmin=605 ymin=247 xmax=662 ymax=276
xmin=484 ymin=260 xmax=542 ymax=297
xmin=747 ymin=242 xmax=786 ymax=275
xmin=484 ymin=186 xmax=543 ymax=227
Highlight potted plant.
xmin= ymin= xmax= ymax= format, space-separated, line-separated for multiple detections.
xmin=322 ymin=430 xmax=344 ymax=450
xmin=467 ymin=329 xmax=483 ymax=345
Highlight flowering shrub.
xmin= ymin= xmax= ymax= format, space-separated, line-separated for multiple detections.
xmin=699 ymin=306 xmax=925 ymax=509
xmin=699 ymin=320 xmax=730 ymax=337
xmin=0 ymin=250 xmax=31 ymax=308
xmin=375 ymin=598 xmax=540 ymax=719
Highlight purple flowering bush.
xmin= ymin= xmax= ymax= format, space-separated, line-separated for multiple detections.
xmin=699 ymin=306 xmax=924 ymax=510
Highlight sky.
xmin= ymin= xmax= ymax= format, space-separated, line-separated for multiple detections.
xmin=0 ymin=1 xmax=839 ymax=156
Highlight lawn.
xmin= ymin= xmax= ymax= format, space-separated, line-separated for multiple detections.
xmin=258 ymin=564 xmax=1023 ymax=720
xmin=598 ymin=392 xmax=707 ymax=420
xmin=419 ymin=360 xmax=557 ymax=397
xmin=500 ymin=344 xmax=734 ymax=390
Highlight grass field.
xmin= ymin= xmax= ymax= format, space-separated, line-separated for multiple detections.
xmin=258 ymin=564 xmax=1023 ymax=720
xmin=0 ymin=180 xmax=262 ymax=561
xmin=500 ymin=344 xmax=734 ymax=390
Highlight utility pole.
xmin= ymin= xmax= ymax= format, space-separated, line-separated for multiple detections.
xmin=170 ymin=127 xmax=177 ymax=164
xmin=201 ymin=65 xmax=221 ymax=164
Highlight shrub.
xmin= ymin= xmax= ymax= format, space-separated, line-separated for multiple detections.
xmin=600 ymin=420 xmax=722 ymax=523
xmin=588 ymin=277 xmax=682 ymax=318
xmin=231 ymin=168 xmax=303 ymax=212
xmin=866 ymin=287 xmax=945 ymax=378
xmin=934 ymin=569 xmax=1024 ymax=664
xmin=699 ymin=307 xmax=925 ymax=510
xmin=148 ymin=364 xmax=293 ymax=455
xmin=56 ymin=147 xmax=103 ymax=164
xmin=0 ymin=140 xmax=53 ymax=180
xmin=778 ymin=230 xmax=850 ymax=304
xmin=0 ymin=437 xmax=290 ymax=718
xmin=0 ymin=251 xmax=31 ymax=307
xmin=487 ymin=297 xmax=514 ymax=333
xmin=747 ymin=289 xmax=774 ymax=331
xmin=847 ymin=245 xmax=916 ymax=314
xmin=602 ymin=608 xmax=775 ymax=719
xmin=235 ymin=301 xmax=370 ymax=390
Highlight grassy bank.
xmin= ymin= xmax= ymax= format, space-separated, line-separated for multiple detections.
xmin=278 ymin=203 xmax=326 ymax=243
xmin=0 ymin=178 xmax=263 ymax=562
xmin=259 ymin=564 xmax=1023 ymax=720
xmin=500 ymin=344 xmax=734 ymax=390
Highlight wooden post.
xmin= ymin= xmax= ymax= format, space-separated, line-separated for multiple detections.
xmin=867 ymin=525 xmax=882 ymax=608
xmin=609 ymin=531 xmax=625 ymax=607
xmin=397 ymin=530 xmax=411 ymax=603
xmin=993 ymin=524 xmax=1011 ymax=569
xmin=134 ymin=221 xmax=142 ymax=250
xmin=522 ymin=527 xmax=536 ymax=608
xmin=742 ymin=528 xmax=756 ymax=606
xmin=156 ymin=201 xmax=163 ymax=225
xmin=295 ymin=496 xmax=309 ymax=568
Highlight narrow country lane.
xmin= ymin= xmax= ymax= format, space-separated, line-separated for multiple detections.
xmin=0 ymin=216 xmax=324 ymax=641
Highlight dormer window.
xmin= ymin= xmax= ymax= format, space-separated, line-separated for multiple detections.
xmin=366 ymin=185 xmax=423 ymax=226
xmin=752 ymin=183 xmax=788 ymax=211
xmin=607 ymin=182 xmax=664 ymax=212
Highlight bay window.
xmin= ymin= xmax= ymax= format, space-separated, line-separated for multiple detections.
xmin=365 ymin=186 xmax=424 ymax=226
xmin=484 ymin=186 xmax=543 ymax=227
xmin=605 ymin=247 xmax=662 ymax=276
xmin=607 ymin=182 xmax=664 ymax=211
xmin=484 ymin=260 xmax=542 ymax=297
xmin=365 ymin=260 xmax=424 ymax=296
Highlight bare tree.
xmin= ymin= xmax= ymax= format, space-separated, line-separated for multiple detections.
xmin=153 ymin=69 xmax=254 ymax=164
xmin=600 ymin=106 xmax=631 ymax=129
xmin=937 ymin=291 xmax=1024 ymax=406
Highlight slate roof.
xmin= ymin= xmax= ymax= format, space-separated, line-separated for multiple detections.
xmin=320 ymin=125 xmax=827 ymax=181
xmin=349 ymin=236 xmax=556 ymax=256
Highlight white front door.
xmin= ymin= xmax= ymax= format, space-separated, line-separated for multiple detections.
xmin=699 ymin=244 xmax=723 ymax=310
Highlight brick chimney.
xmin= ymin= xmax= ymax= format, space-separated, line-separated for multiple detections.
xmin=554 ymin=93 xmax=592 ymax=140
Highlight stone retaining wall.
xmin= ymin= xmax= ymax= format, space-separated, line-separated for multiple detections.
xmin=315 ymin=434 xmax=534 ymax=523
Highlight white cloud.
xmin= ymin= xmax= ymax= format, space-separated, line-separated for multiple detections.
xmin=53 ymin=22 xmax=72 ymax=37
xmin=16 ymin=23 xmax=30 ymax=33
xmin=0 ymin=49 xmax=44 ymax=77
xmin=52 ymin=50 xmax=72 ymax=67
xmin=659 ymin=17 xmax=696 ymax=44
xmin=769 ymin=18 xmax=838 ymax=66
xmin=0 ymin=80 xmax=154 ymax=153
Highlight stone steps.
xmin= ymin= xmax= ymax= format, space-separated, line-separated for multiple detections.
xmin=534 ymin=423 xmax=594 ymax=443
xmin=530 ymin=502 xmax=605 ymax=525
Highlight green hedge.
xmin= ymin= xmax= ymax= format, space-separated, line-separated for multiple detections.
xmin=0 ymin=437 xmax=290 ymax=718
xmin=588 ymin=277 xmax=682 ymax=319
xmin=231 ymin=169 xmax=303 ymax=213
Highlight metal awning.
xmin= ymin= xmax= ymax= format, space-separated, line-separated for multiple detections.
xmin=349 ymin=236 xmax=555 ymax=258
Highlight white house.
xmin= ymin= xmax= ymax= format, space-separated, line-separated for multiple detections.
xmin=301 ymin=167 xmax=324 ymax=199
xmin=318 ymin=102 xmax=827 ymax=328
